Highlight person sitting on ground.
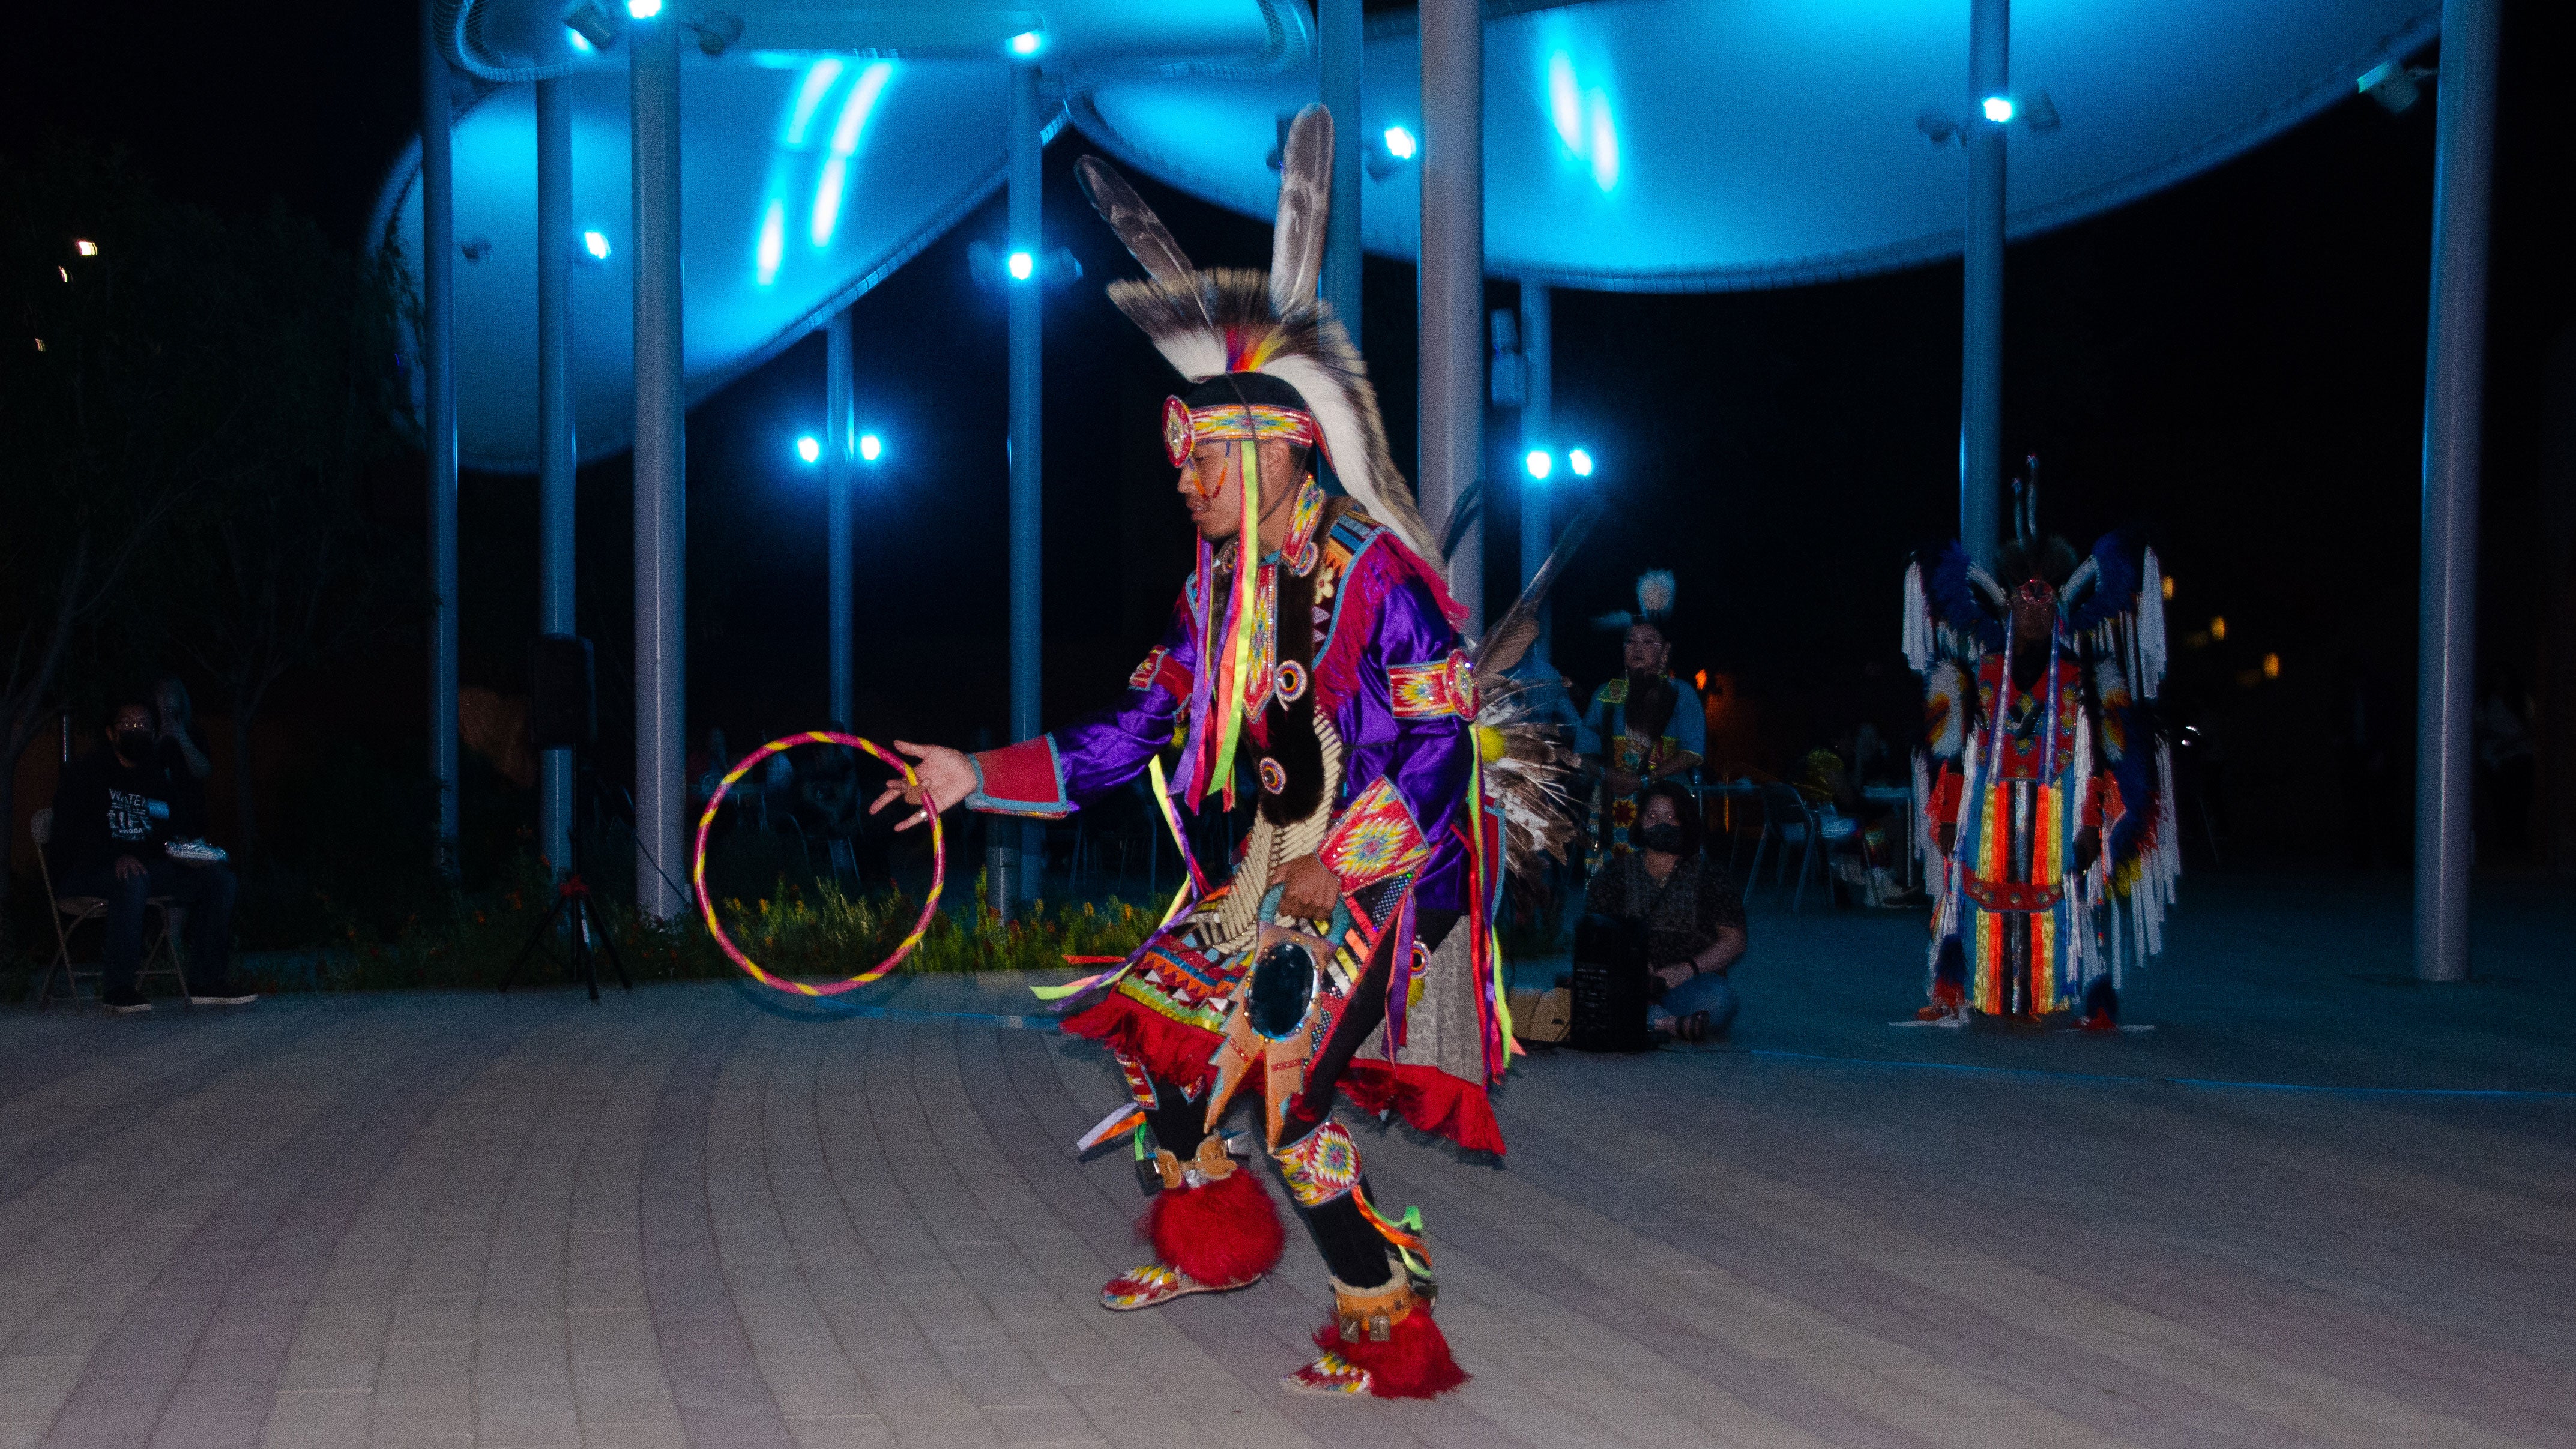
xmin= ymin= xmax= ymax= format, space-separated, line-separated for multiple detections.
xmin=1581 ymin=781 xmax=1746 ymax=1042
xmin=49 ymin=694 xmax=254 ymax=1013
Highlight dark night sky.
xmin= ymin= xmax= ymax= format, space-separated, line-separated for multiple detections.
xmin=10 ymin=2 xmax=2574 ymax=858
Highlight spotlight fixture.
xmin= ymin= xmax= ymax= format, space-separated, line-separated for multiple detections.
xmin=858 ymin=433 xmax=883 ymax=463
xmin=564 ymin=1 xmax=621 ymax=50
xmin=1365 ymin=126 xmax=1417 ymax=182
xmin=1007 ymin=29 xmax=1043 ymax=57
xmin=582 ymin=230 xmax=612 ymax=262
xmin=626 ymin=0 xmax=661 ymax=19
xmin=1915 ymin=109 xmax=1959 ymax=146
xmin=795 ymin=435 xmax=822 ymax=465
xmin=460 ymin=236 xmax=493 ymax=263
xmin=967 ymin=240 xmax=1081 ymax=291
xmin=2023 ymin=89 xmax=2062 ymax=133
xmin=684 ymin=10 xmax=743 ymax=55
xmin=1524 ymin=450 xmax=1554 ymax=481
xmin=1981 ymin=95 xmax=2015 ymax=124
xmin=1567 ymin=448 xmax=1594 ymax=477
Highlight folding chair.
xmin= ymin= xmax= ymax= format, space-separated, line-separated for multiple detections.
xmin=1751 ymin=782 xmax=1847 ymax=914
xmin=31 ymin=807 xmax=188 ymax=1008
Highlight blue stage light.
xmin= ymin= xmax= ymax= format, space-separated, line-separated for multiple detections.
xmin=582 ymin=230 xmax=611 ymax=261
xmin=626 ymin=0 xmax=660 ymax=19
xmin=1007 ymin=250 xmax=1035 ymax=282
xmin=566 ymin=29 xmax=594 ymax=53
xmin=1008 ymin=31 xmax=1043 ymax=56
xmin=755 ymin=202 xmax=785 ymax=285
xmin=810 ymin=63 xmax=894 ymax=247
xmin=858 ymin=433 xmax=883 ymax=463
xmin=1567 ymin=448 xmax=1594 ymax=477
xmin=1982 ymin=95 xmax=2015 ymax=122
xmin=1525 ymin=450 xmax=1554 ymax=481
xmin=783 ymin=59 xmax=845 ymax=147
xmin=1383 ymin=126 xmax=1417 ymax=161
xmin=796 ymin=435 xmax=822 ymax=465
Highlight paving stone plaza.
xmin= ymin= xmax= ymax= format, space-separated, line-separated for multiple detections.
xmin=4 ymin=873 xmax=2571 ymax=1448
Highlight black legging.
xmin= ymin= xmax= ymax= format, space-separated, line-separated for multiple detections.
xmin=1139 ymin=909 xmax=1461 ymax=1289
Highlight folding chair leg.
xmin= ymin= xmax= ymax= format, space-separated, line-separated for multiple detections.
xmin=1790 ymin=840 xmax=1810 ymax=913
xmin=37 ymin=955 xmax=77 ymax=1008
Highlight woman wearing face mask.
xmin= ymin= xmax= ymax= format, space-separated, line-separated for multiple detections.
xmin=1581 ymin=781 xmax=1746 ymax=1043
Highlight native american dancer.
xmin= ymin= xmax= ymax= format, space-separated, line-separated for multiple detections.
xmin=1581 ymin=571 xmax=1704 ymax=873
xmin=1903 ymin=488 xmax=2179 ymax=1028
xmin=873 ymin=108 xmax=1577 ymax=1399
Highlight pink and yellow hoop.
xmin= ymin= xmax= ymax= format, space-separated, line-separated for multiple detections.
xmin=692 ymin=731 xmax=944 ymax=995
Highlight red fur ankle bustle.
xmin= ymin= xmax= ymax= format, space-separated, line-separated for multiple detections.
xmin=1144 ymin=1169 xmax=1283 ymax=1288
xmin=1311 ymin=1306 xmax=1468 ymax=1399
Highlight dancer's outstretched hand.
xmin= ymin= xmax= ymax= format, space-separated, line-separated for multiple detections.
xmin=868 ymin=740 xmax=977 ymax=831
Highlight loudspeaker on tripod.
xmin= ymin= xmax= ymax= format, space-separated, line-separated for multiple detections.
xmin=530 ymin=634 xmax=596 ymax=750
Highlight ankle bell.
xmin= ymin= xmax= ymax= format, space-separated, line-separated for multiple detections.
xmin=1153 ymin=1134 xmax=1239 ymax=1191
xmin=1330 ymin=1273 xmax=1415 ymax=1344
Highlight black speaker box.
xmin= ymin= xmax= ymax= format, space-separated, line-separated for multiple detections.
xmin=1567 ymin=913 xmax=1658 ymax=1053
xmin=529 ymin=634 xmax=596 ymax=750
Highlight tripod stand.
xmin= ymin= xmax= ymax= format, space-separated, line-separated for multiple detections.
xmin=502 ymin=756 xmax=633 ymax=1001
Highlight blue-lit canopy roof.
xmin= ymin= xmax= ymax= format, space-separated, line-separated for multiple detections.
xmin=379 ymin=0 xmax=1307 ymax=470
xmin=1070 ymin=0 xmax=2439 ymax=291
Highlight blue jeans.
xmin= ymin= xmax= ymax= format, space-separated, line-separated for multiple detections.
xmin=65 ymin=858 xmax=237 ymax=994
xmin=1653 ymin=971 xmax=1737 ymax=1038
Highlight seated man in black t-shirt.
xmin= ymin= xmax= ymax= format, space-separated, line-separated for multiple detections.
xmin=50 ymin=694 xmax=253 ymax=1013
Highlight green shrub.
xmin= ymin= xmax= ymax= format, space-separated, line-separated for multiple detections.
xmin=237 ymin=857 xmax=1158 ymax=993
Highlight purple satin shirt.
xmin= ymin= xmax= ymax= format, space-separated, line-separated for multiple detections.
xmin=969 ymin=518 xmax=1473 ymax=913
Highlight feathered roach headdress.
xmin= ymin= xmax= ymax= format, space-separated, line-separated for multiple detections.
xmin=1901 ymin=469 xmax=2164 ymax=670
xmin=1076 ymin=107 xmax=1440 ymax=564
xmin=1592 ymin=570 xmax=1676 ymax=632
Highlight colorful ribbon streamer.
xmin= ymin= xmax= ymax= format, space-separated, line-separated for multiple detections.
xmin=1030 ymin=755 xmax=1203 ymax=1004
xmin=692 ymin=731 xmax=944 ymax=996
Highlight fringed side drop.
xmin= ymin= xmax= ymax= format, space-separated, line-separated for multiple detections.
xmin=1902 ymin=562 xmax=1932 ymax=673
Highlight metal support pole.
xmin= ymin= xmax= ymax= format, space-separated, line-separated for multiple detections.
xmin=632 ymin=11 xmax=687 ymax=920
xmin=1319 ymin=0 xmax=1363 ymax=346
xmin=1519 ymin=281 xmax=1552 ymax=591
xmin=535 ymin=76 xmax=577 ymax=881
xmin=1004 ymin=59 xmax=1043 ymax=911
xmin=1518 ymin=281 xmax=1557 ymax=669
xmin=1419 ymin=0 xmax=1483 ymax=633
xmin=2415 ymin=0 xmax=2501 ymax=982
xmin=827 ymin=310 xmax=853 ymax=727
xmin=421 ymin=0 xmax=460 ymax=871
xmin=1959 ymin=0 xmax=2008 ymax=568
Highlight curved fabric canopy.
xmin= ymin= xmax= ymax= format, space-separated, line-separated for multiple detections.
xmin=1070 ymin=0 xmax=2440 ymax=292
xmin=378 ymin=0 xmax=1308 ymax=470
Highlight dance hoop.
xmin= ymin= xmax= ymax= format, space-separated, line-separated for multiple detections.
xmin=692 ymin=731 xmax=944 ymax=995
